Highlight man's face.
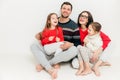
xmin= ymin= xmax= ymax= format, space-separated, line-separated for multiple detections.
xmin=61 ymin=4 xmax=72 ymax=18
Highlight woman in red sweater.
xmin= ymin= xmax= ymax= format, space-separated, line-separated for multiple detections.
xmin=76 ymin=11 xmax=111 ymax=76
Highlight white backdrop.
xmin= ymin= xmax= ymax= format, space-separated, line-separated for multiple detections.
xmin=0 ymin=0 xmax=120 ymax=56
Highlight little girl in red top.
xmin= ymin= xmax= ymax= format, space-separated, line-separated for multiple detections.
xmin=41 ymin=13 xmax=64 ymax=56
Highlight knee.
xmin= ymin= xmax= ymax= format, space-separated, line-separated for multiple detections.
xmin=30 ymin=43 xmax=37 ymax=51
xmin=70 ymin=46 xmax=79 ymax=55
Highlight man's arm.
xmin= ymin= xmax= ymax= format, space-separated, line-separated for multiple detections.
xmin=35 ymin=32 xmax=42 ymax=40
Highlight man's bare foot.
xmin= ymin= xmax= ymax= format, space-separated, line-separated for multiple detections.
xmin=92 ymin=67 xmax=100 ymax=76
xmin=36 ymin=64 xmax=43 ymax=72
xmin=81 ymin=68 xmax=92 ymax=75
xmin=53 ymin=64 xmax=60 ymax=69
xmin=100 ymin=62 xmax=111 ymax=66
xmin=48 ymin=68 xmax=58 ymax=80
xmin=76 ymin=69 xmax=84 ymax=76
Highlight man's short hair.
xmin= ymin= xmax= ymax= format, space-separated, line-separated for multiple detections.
xmin=61 ymin=2 xmax=73 ymax=11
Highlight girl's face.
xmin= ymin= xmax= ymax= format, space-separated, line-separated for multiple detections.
xmin=79 ymin=12 xmax=88 ymax=26
xmin=50 ymin=14 xmax=58 ymax=26
xmin=88 ymin=25 xmax=96 ymax=36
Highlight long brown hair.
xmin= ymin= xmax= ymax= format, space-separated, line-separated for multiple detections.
xmin=77 ymin=11 xmax=93 ymax=28
xmin=44 ymin=13 xmax=58 ymax=30
xmin=40 ymin=13 xmax=58 ymax=39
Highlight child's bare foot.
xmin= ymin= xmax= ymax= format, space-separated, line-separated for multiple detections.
xmin=81 ymin=68 xmax=92 ymax=75
xmin=53 ymin=64 xmax=60 ymax=69
xmin=36 ymin=64 xmax=43 ymax=72
xmin=48 ymin=68 xmax=58 ymax=80
xmin=76 ymin=69 xmax=84 ymax=75
xmin=100 ymin=62 xmax=111 ymax=66
xmin=92 ymin=67 xmax=100 ymax=76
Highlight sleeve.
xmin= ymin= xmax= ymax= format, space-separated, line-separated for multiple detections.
xmin=41 ymin=30 xmax=50 ymax=45
xmin=84 ymin=36 xmax=94 ymax=51
xmin=100 ymin=31 xmax=111 ymax=50
xmin=58 ymin=27 xmax=64 ymax=41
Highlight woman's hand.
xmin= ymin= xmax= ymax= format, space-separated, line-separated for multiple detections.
xmin=83 ymin=39 xmax=89 ymax=45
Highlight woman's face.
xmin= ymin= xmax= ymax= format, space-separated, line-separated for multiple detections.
xmin=79 ymin=12 xmax=88 ymax=26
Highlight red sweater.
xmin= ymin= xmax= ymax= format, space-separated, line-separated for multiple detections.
xmin=41 ymin=27 xmax=64 ymax=46
xmin=79 ymin=28 xmax=111 ymax=50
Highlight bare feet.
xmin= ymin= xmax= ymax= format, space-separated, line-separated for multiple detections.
xmin=76 ymin=69 xmax=84 ymax=76
xmin=81 ymin=68 xmax=92 ymax=75
xmin=100 ymin=62 xmax=111 ymax=66
xmin=53 ymin=64 xmax=60 ymax=69
xmin=48 ymin=68 xmax=58 ymax=80
xmin=92 ymin=67 xmax=100 ymax=76
xmin=36 ymin=64 xmax=43 ymax=72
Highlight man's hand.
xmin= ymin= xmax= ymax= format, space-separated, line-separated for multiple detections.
xmin=60 ymin=41 xmax=74 ymax=50
xmin=35 ymin=32 xmax=42 ymax=40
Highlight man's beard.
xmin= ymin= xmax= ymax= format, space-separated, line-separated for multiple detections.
xmin=61 ymin=14 xmax=69 ymax=18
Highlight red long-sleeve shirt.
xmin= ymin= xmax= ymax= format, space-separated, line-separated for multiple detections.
xmin=79 ymin=28 xmax=111 ymax=50
xmin=41 ymin=27 xmax=64 ymax=46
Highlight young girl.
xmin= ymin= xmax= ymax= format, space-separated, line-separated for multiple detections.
xmin=77 ymin=22 xmax=103 ymax=75
xmin=41 ymin=13 xmax=64 ymax=57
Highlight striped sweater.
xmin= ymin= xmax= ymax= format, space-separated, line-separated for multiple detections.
xmin=58 ymin=19 xmax=81 ymax=46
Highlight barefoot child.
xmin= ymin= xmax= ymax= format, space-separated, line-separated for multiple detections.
xmin=77 ymin=22 xmax=103 ymax=75
xmin=41 ymin=13 xmax=64 ymax=57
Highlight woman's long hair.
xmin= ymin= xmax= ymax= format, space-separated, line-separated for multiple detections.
xmin=77 ymin=11 xmax=94 ymax=28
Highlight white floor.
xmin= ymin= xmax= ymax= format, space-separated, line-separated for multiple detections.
xmin=0 ymin=53 xmax=120 ymax=80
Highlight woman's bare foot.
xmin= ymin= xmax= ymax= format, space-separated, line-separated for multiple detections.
xmin=48 ymin=68 xmax=58 ymax=80
xmin=92 ymin=67 xmax=100 ymax=76
xmin=53 ymin=64 xmax=60 ymax=69
xmin=100 ymin=62 xmax=111 ymax=66
xmin=81 ymin=68 xmax=92 ymax=75
xmin=36 ymin=64 xmax=43 ymax=72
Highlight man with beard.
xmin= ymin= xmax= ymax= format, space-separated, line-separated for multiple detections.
xmin=30 ymin=2 xmax=80 ymax=79
xmin=58 ymin=2 xmax=80 ymax=47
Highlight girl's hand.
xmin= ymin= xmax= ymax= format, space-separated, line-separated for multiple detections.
xmin=90 ymin=47 xmax=103 ymax=63
xmin=90 ymin=53 xmax=98 ymax=63
xmin=49 ymin=36 xmax=54 ymax=41
xmin=56 ymin=37 xmax=60 ymax=42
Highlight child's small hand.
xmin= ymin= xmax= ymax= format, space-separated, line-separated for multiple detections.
xmin=49 ymin=36 xmax=54 ymax=41
xmin=90 ymin=53 xmax=98 ymax=63
xmin=56 ymin=37 xmax=60 ymax=42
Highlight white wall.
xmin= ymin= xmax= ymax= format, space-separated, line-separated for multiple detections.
xmin=0 ymin=0 xmax=120 ymax=56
